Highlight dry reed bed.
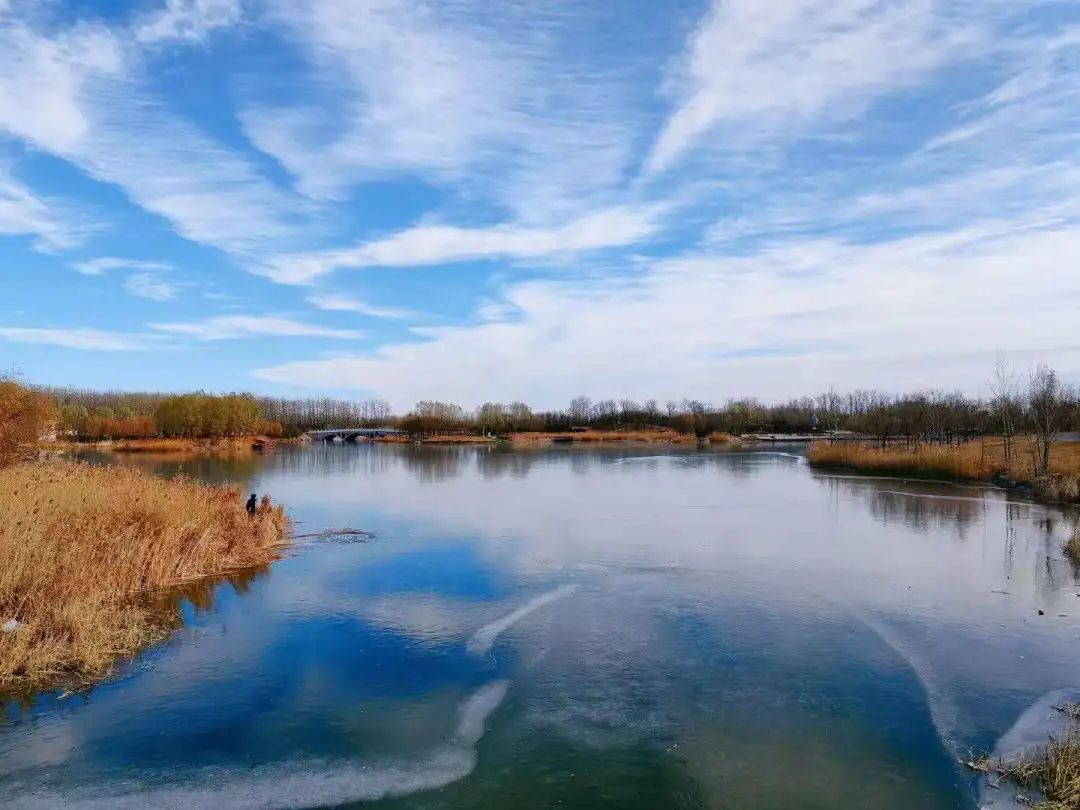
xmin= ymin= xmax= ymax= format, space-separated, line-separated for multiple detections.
xmin=106 ymin=438 xmax=200 ymax=453
xmin=0 ymin=460 xmax=288 ymax=692
xmin=379 ymin=430 xmax=735 ymax=445
xmin=102 ymin=437 xmax=265 ymax=454
xmin=419 ymin=434 xmax=496 ymax=444
xmin=509 ymin=429 xmax=730 ymax=444
xmin=1067 ymin=531 xmax=1080 ymax=565
xmin=1037 ymin=474 xmax=1080 ymax=504
xmin=971 ymin=732 xmax=1080 ymax=809
xmin=808 ymin=441 xmax=997 ymax=480
xmin=808 ymin=439 xmax=1080 ymax=502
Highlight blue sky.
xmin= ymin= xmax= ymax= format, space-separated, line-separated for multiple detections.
xmin=1 ymin=0 xmax=1078 ymax=411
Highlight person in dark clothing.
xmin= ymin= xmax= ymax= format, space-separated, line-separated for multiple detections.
xmin=246 ymin=494 xmax=258 ymax=515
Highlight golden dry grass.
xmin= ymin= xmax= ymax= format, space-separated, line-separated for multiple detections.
xmin=0 ymin=460 xmax=288 ymax=692
xmin=103 ymin=437 xmax=264 ymax=454
xmin=808 ymin=438 xmax=1080 ymax=501
xmin=510 ymin=429 xmax=703 ymax=444
xmin=707 ymin=432 xmax=737 ymax=444
xmin=0 ymin=380 xmax=53 ymax=466
xmin=419 ymin=434 xmax=496 ymax=444
xmin=1037 ymin=474 xmax=1080 ymax=504
xmin=1066 ymin=531 xmax=1080 ymax=566
xmin=808 ymin=441 xmax=998 ymax=479
xmin=108 ymin=438 xmax=198 ymax=453
xmin=991 ymin=734 xmax=1080 ymax=809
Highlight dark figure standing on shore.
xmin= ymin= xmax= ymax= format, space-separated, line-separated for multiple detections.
xmin=246 ymin=494 xmax=258 ymax=515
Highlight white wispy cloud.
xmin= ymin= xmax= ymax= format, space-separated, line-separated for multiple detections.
xmin=125 ymin=272 xmax=180 ymax=302
xmin=70 ymin=256 xmax=181 ymax=301
xmin=0 ymin=166 xmax=88 ymax=250
xmin=0 ymin=23 xmax=121 ymax=154
xmin=0 ymin=327 xmax=149 ymax=351
xmin=708 ymin=162 xmax=1080 ymax=246
xmin=307 ymin=294 xmax=418 ymax=320
xmin=152 ymin=314 xmax=366 ymax=341
xmin=262 ymin=205 xmax=663 ymax=284
xmin=698 ymin=9 xmax=1080 ymax=250
xmin=255 ymin=218 xmax=1080 ymax=409
xmin=0 ymin=17 xmax=308 ymax=259
xmin=71 ymin=257 xmax=172 ymax=276
xmin=241 ymin=1 xmax=641 ymax=221
xmin=135 ymin=0 xmax=243 ymax=45
xmin=2 ymin=0 xmax=1078 ymax=404
xmin=920 ymin=24 xmax=1080 ymax=176
xmin=646 ymin=0 xmax=975 ymax=174
xmin=243 ymin=0 xmax=509 ymax=198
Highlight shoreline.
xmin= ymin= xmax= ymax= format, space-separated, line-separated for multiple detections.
xmin=48 ymin=430 xmax=741 ymax=451
xmin=0 ymin=460 xmax=290 ymax=695
xmin=372 ymin=429 xmax=739 ymax=445
xmin=45 ymin=436 xmax=301 ymax=454
xmin=807 ymin=439 xmax=1080 ymax=505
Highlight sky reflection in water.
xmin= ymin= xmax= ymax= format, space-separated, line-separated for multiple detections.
xmin=2 ymin=443 xmax=1079 ymax=809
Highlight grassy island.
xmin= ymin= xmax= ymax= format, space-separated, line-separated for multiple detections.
xmin=0 ymin=461 xmax=288 ymax=692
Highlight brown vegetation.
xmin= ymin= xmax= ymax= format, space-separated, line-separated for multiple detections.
xmin=371 ymin=428 xmax=737 ymax=445
xmin=510 ymin=429 xmax=709 ymax=444
xmin=104 ymin=436 xmax=269 ymax=454
xmin=106 ymin=438 xmax=201 ymax=453
xmin=0 ymin=461 xmax=288 ymax=691
xmin=36 ymin=360 xmax=1080 ymax=444
xmin=0 ymin=379 xmax=54 ymax=465
xmin=1037 ymin=474 xmax=1080 ymax=504
xmin=808 ymin=438 xmax=1080 ymax=501
xmin=420 ymin=434 xmax=496 ymax=444
xmin=82 ymin=415 xmax=158 ymax=441
xmin=970 ymin=732 xmax=1080 ymax=809
xmin=52 ymin=392 xmax=281 ymax=442
xmin=1066 ymin=530 xmax=1080 ymax=566
xmin=809 ymin=440 xmax=1001 ymax=480
xmin=372 ymin=433 xmax=411 ymax=444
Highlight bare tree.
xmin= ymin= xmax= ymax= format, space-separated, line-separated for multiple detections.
xmin=991 ymin=357 xmax=1021 ymax=468
xmin=568 ymin=396 xmax=592 ymax=424
xmin=1027 ymin=365 xmax=1066 ymax=476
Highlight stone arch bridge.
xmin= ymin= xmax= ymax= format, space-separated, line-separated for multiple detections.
xmin=305 ymin=428 xmax=403 ymax=443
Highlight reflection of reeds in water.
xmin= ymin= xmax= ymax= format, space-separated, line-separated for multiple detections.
xmin=0 ymin=460 xmax=288 ymax=693
xmin=510 ymin=429 xmax=704 ymax=444
xmin=169 ymin=564 xmax=270 ymax=613
xmin=868 ymin=490 xmax=981 ymax=535
xmin=818 ymin=476 xmax=986 ymax=534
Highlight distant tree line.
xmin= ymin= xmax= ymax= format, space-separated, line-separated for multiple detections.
xmin=256 ymin=397 xmax=393 ymax=435
xmin=32 ymin=364 xmax=1080 ymax=461
xmin=43 ymin=389 xmax=275 ymax=440
xmin=154 ymin=394 xmax=263 ymax=438
xmin=393 ymin=368 xmax=1078 ymax=458
xmin=39 ymin=386 xmax=393 ymax=439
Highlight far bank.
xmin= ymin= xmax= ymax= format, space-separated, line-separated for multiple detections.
xmin=808 ymin=437 xmax=1080 ymax=504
